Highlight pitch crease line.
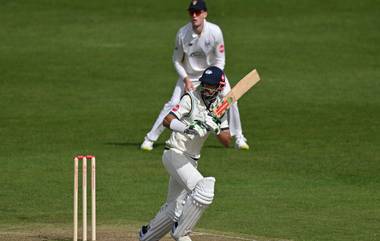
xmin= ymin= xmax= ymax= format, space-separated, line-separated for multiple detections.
xmin=193 ymin=231 xmax=258 ymax=241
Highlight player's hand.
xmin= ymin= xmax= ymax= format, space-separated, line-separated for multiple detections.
xmin=209 ymin=96 xmax=226 ymax=118
xmin=204 ymin=114 xmax=221 ymax=135
xmin=184 ymin=120 xmax=208 ymax=138
xmin=184 ymin=77 xmax=194 ymax=92
xmin=209 ymin=96 xmax=224 ymax=112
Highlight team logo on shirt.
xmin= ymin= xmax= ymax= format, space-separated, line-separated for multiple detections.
xmin=190 ymin=51 xmax=205 ymax=57
xmin=218 ymin=44 xmax=225 ymax=53
xmin=172 ymin=104 xmax=180 ymax=112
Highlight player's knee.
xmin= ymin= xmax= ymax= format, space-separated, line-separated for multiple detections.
xmin=165 ymin=201 xmax=182 ymax=222
xmin=192 ymin=177 xmax=216 ymax=205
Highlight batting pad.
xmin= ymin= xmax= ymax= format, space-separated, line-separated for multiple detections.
xmin=140 ymin=204 xmax=175 ymax=241
xmin=171 ymin=177 xmax=215 ymax=240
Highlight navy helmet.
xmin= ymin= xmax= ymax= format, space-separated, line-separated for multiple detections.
xmin=199 ymin=66 xmax=225 ymax=105
xmin=199 ymin=66 xmax=225 ymax=87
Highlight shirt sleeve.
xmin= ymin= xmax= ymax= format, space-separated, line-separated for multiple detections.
xmin=172 ymin=30 xmax=188 ymax=80
xmin=169 ymin=94 xmax=192 ymax=120
xmin=213 ymin=26 xmax=225 ymax=70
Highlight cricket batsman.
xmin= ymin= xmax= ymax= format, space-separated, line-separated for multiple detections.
xmin=139 ymin=66 xmax=231 ymax=241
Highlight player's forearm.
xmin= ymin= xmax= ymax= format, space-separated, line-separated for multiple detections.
xmin=217 ymin=130 xmax=232 ymax=147
xmin=172 ymin=48 xmax=187 ymax=80
xmin=173 ymin=61 xmax=187 ymax=80
xmin=164 ymin=114 xmax=187 ymax=133
xmin=163 ymin=114 xmax=176 ymax=128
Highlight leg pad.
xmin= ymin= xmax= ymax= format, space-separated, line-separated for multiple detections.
xmin=171 ymin=177 xmax=215 ymax=239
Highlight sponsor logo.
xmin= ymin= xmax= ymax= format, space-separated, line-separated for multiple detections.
xmin=218 ymin=44 xmax=225 ymax=53
xmin=190 ymin=51 xmax=205 ymax=57
xmin=172 ymin=104 xmax=180 ymax=112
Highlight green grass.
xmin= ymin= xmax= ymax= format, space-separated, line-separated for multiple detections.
xmin=0 ymin=0 xmax=379 ymax=241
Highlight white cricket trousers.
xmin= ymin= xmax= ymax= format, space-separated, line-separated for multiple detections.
xmin=162 ymin=149 xmax=203 ymax=217
xmin=146 ymin=77 xmax=245 ymax=141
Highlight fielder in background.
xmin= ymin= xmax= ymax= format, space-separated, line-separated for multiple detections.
xmin=139 ymin=66 xmax=231 ymax=241
xmin=141 ymin=0 xmax=250 ymax=151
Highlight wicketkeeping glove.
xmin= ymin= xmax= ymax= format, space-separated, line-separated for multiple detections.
xmin=204 ymin=114 xmax=221 ymax=135
xmin=184 ymin=120 xmax=208 ymax=138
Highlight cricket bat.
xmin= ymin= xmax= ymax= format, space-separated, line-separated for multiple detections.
xmin=212 ymin=69 xmax=261 ymax=118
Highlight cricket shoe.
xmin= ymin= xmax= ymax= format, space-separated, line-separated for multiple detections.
xmin=171 ymin=222 xmax=192 ymax=241
xmin=140 ymin=137 xmax=154 ymax=151
xmin=138 ymin=225 xmax=149 ymax=240
xmin=235 ymin=137 xmax=250 ymax=150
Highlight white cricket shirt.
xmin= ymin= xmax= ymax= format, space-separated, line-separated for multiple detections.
xmin=173 ymin=20 xmax=225 ymax=81
xmin=165 ymin=89 xmax=228 ymax=159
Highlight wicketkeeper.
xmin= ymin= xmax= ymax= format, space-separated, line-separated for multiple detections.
xmin=139 ymin=66 xmax=231 ymax=241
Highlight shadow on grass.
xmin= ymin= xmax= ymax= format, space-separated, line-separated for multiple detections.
xmin=104 ymin=142 xmax=225 ymax=149
xmin=104 ymin=142 xmax=165 ymax=149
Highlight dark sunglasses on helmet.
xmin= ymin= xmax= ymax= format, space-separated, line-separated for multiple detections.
xmin=188 ymin=10 xmax=203 ymax=16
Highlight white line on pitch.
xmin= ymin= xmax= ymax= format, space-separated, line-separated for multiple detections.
xmin=192 ymin=231 xmax=258 ymax=241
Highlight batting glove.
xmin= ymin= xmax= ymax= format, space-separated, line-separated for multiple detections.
xmin=184 ymin=120 xmax=208 ymax=138
xmin=209 ymin=96 xmax=224 ymax=112
xmin=204 ymin=114 xmax=221 ymax=135
xmin=209 ymin=96 xmax=227 ymax=119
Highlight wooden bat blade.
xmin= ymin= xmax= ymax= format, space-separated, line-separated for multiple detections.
xmin=213 ymin=69 xmax=261 ymax=118
xmin=230 ymin=69 xmax=260 ymax=101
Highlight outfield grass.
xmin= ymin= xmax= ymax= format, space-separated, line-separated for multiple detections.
xmin=0 ymin=0 xmax=379 ymax=241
